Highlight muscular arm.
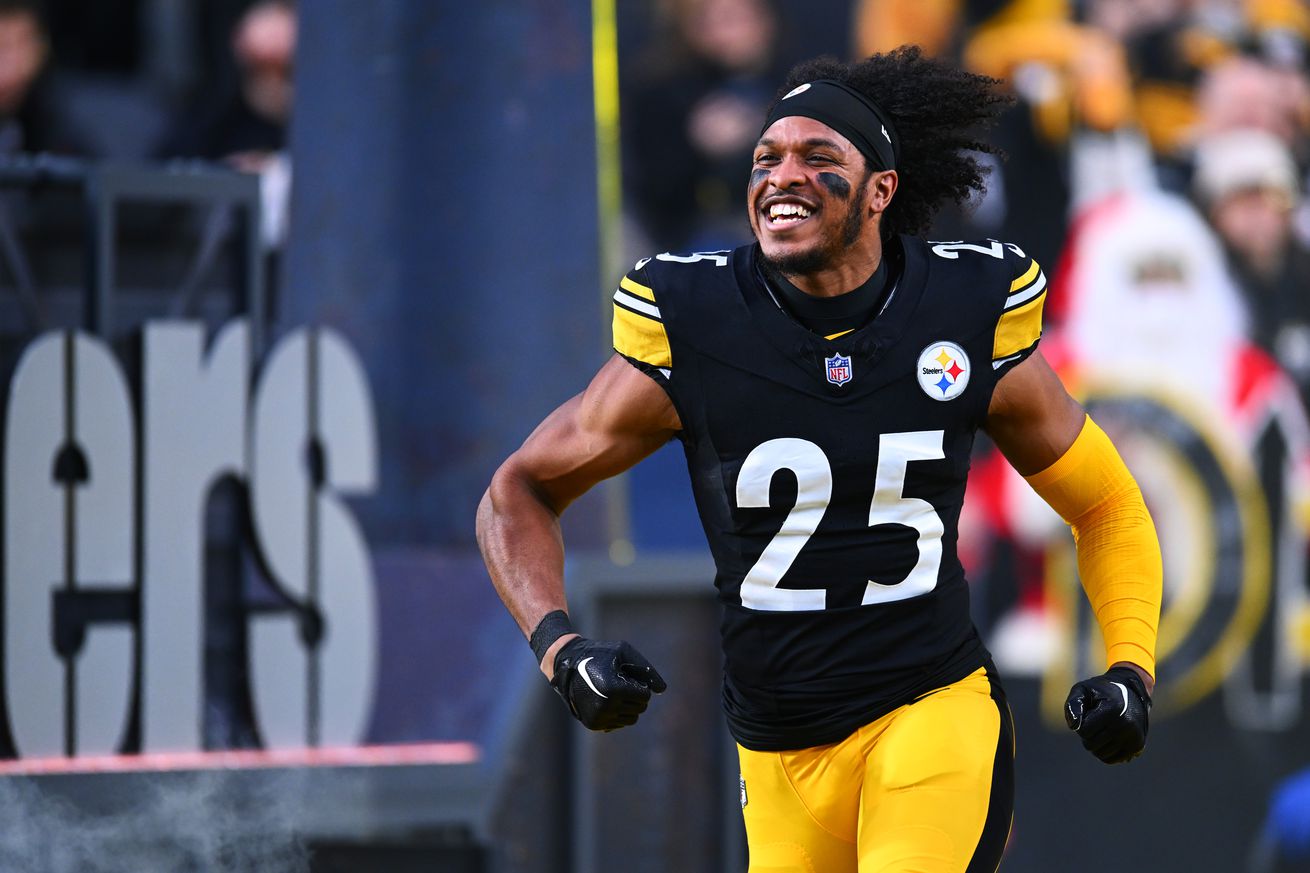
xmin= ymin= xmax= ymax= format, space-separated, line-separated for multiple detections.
xmin=983 ymin=350 xmax=1084 ymax=475
xmin=983 ymin=351 xmax=1158 ymax=695
xmin=476 ymin=354 xmax=682 ymax=677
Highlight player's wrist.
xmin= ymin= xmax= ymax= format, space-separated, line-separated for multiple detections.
xmin=529 ymin=610 xmax=581 ymax=680
xmin=1109 ymin=660 xmax=1154 ymax=699
xmin=542 ymin=634 xmax=581 ymax=681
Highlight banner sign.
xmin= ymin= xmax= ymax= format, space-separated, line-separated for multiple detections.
xmin=2 ymin=319 xmax=378 ymax=760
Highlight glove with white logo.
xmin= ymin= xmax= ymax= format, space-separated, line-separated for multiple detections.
xmin=550 ymin=637 xmax=667 ymax=732
xmin=1064 ymin=665 xmax=1151 ymax=764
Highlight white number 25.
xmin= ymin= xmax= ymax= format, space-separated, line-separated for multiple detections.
xmin=734 ymin=431 xmax=945 ymax=611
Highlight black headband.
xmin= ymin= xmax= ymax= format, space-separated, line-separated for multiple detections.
xmin=761 ymin=79 xmax=899 ymax=172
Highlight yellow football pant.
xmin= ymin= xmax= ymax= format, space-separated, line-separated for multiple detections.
xmin=737 ymin=667 xmax=1014 ymax=873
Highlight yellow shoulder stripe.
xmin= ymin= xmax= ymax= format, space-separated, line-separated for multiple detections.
xmin=1010 ymin=259 xmax=1040 ymax=292
xmin=620 ymin=276 xmax=656 ymax=302
xmin=994 ymin=292 xmax=1045 ymax=362
xmin=825 ymin=329 xmax=854 ymax=340
xmin=613 ymin=304 xmax=671 ymax=368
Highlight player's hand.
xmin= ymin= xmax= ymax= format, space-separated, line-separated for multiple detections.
xmin=1064 ymin=665 xmax=1151 ymax=764
xmin=550 ymin=637 xmax=667 ymax=731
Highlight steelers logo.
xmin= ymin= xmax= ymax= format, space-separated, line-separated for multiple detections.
xmin=916 ymin=342 xmax=970 ymax=401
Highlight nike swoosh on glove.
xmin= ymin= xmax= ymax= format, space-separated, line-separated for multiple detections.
xmin=550 ymin=637 xmax=667 ymax=731
xmin=1064 ymin=665 xmax=1151 ymax=764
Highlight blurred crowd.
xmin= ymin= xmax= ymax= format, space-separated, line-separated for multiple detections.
xmin=0 ymin=0 xmax=293 ymax=162
xmin=0 ymin=0 xmax=295 ymax=247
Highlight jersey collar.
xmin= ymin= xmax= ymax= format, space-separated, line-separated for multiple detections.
xmin=736 ymin=237 xmax=927 ymax=392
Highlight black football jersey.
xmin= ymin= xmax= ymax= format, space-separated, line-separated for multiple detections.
xmin=611 ymin=237 xmax=1047 ymax=751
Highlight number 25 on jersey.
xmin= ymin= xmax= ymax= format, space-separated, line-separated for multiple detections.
xmin=735 ymin=431 xmax=945 ymax=612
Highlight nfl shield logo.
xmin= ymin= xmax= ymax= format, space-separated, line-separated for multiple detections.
xmin=825 ymin=353 xmax=852 ymax=386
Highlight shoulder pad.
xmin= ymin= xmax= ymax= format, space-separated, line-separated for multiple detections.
xmin=612 ymin=250 xmax=738 ymax=371
xmin=637 ymin=249 xmax=734 ymax=284
xmin=992 ymin=243 xmax=1047 ymax=371
xmin=924 ymin=239 xmax=1047 ymax=371
xmin=924 ymin=238 xmax=1030 ymax=275
xmin=612 ymin=256 xmax=670 ymax=370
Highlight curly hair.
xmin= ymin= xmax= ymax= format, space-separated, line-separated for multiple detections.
xmin=772 ymin=46 xmax=1012 ymax=239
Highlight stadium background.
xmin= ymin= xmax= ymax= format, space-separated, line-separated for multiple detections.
xmin=0 ymin=0 xmax=1309 ymax=870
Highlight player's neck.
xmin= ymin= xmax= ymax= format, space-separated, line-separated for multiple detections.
xmin=785 ymin=239 xmax=883 ymax=298
xmin=765 ymin=255 xmax=891 ymax=338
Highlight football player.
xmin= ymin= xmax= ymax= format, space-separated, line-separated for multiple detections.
xmin=477 ymin=46 xmax=1161 ymax=872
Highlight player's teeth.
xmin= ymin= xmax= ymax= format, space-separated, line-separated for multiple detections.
xmin=768 ymin=203 xmax=811 ymax=219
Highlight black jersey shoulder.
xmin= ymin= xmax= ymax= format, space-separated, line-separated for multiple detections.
xmin=610 ymin=248 xmax=749 ymax=384
xmin=635 ymin=250 xmax=743 ymax=314
xmin=913 ymin=237 xmax=1047 ymax=374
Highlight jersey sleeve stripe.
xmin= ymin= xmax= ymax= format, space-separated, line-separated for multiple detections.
xmin=1004 ymin=270 xmax=1046 ymax=310
xmin=1009 ymin=259 xmax=1040 ymax=292
xmin=991 ymin=351 xmax=1025 ymax=371
xmin=614 ymin=287 xmax=662 ymax=319
xmin=613 ymin=303 xmax=672 ymax=368
xmin=620 ymin=276 xmax=656 ymax=302
xmin=993 ymin=293 xmax=1045 ymax=362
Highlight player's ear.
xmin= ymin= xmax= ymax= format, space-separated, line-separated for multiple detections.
xmin=868 ymin=169 xmax=897 ymax=215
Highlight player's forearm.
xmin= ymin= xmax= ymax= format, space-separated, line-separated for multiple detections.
xmin=1068 ymin=484 xmax=1162 ymax=679
xmin=476 ymin=461 xmax=572 ymax=645
xmin=1025 ymin=416 xmax=1163 ymax=680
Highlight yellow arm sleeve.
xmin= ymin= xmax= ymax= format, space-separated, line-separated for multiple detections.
xmin=1024 ymin=416 xmax=1163 ymax=678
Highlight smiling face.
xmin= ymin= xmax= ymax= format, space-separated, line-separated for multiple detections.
xmin=748 ymin=116 xmax=892 ymax=284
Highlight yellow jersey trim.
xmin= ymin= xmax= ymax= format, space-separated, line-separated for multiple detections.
xmin=1010 ymin=259 xmax=1040 ymax=292
xmin=613 ymin=303 xmax=671 ymax=368
xmin=993 ymin=293 xmax=1045 ymax=362
xmin=620 ymin=276 xmax=656 ymax=302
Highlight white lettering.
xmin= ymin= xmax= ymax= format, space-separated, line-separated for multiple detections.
xmin=0 ymin=318 xmax=379 ymax=758
xmin=249 ymin=328 xmax=377 ymax=747
xmin=4 ymin=332 xmax=135 ymax=756
xmin=141 ymin=320 xmax=249 ymax=751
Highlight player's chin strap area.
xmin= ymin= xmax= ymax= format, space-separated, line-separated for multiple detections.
xmin=1024 ymin=414 xmax=1163 ymax=678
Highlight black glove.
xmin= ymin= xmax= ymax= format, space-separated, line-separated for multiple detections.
xmin=1064 ymin=665 xmax=1151 ymax=764
xmin=550 ymin=637 xmax=667 ymax=731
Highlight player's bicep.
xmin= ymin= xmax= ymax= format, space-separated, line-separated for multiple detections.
xmin=505 ymin=354 xmax=681 ymax=513
xmin=983 ymin=350 xmax=1085 ymax=476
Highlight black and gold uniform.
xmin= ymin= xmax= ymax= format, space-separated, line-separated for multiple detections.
xmin=613 ymin=236 xmax=1045 ymax=752
xmin=614 ymin=237 xmax=1044 ymax=871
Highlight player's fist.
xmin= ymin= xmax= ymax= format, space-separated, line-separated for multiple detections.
xmin=1064 ymin=665 xmax=1151 ymax=764
xmin=550 ymin=637 xmax=667 ymax=731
